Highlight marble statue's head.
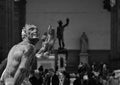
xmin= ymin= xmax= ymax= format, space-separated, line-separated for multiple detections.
xmin=22 ymin=24 xmax=39 ymax=40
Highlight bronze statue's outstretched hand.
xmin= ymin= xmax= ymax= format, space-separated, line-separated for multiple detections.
xmin=66 ymin=18 xmax=70 ymax=23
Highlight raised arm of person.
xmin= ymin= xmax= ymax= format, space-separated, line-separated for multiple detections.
xmin=63 ymin=18 xmax=70 ymax=28
xmin=14 ymin=45 xmax=35 ymax=85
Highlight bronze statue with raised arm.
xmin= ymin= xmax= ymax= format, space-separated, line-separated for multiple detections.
xmin=57 ymin=18 xmax=70 ymax=49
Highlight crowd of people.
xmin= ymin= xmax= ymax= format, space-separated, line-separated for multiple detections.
xmin=73 ymin=62 xmax=120 ymax=85
xmin=19 ymin=62 xmax=120 ymax=85
xmin=28 ymin=65 xmax=70 ymax=85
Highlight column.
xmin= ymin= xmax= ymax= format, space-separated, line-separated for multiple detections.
xmin=14 ymin=0 xmax=26 ymax=42
xmin=4 ymin=0 xmax=14 ymax=57
xmin=111 ymin=0 xmax=120 ymax=69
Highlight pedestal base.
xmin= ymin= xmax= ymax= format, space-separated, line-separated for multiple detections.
xmin=57 ymin=48 xmax=68 ymax=71
xmin=37 ymin=54 xmax=55 ymax=70
xmin=80 ymin=53 xmax=88 ymax=64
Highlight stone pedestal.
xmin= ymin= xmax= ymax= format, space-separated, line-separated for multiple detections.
xmin=80 ymin=53 xmax=88 ymax=64
xmin=57 ymin=53 xmax=66 ymax=71
xmin=37 ymin=54 xmax=55 ymax=70
xmin=57 ymin=48 xmax=68 ymax=72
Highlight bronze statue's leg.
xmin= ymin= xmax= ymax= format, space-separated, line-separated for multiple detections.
xmin=61 ymin=37 xmax=65 ymax=48
xmin=58 ymin=38 xmax=62 ymax=49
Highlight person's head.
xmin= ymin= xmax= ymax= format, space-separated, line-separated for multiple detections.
xmin=22 ymin=24 xmax=39 ymax=42
xmin=38 ymin=65 xmax=44 ymax=72
xmin=103 ymin=63 xmax=107 ymax=69
xmin=44 ymin=69 xmax=48 ymax=74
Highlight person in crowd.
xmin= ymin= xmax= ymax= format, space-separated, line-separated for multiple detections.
xmin=52 ymin=71 xmax=59 ymax=85
xmin=0 ymin=24 xmax=39 ymax=85
xmin=29 ymin=70 xmax=38 ymax=85
xmin=58 ymin=71 xmax=64 ymax=85
xmin=38 ymin=65 xmax=44 ymax=73
xmin=102 ymin=64 xmax=108 ymax=79
xmin=63 ymin=71 xmax=70 ymax=85
xmin=78 ymin=62 xmax=83 ymax=73
xmin=73 ymin=73 xmax=81 ymax=85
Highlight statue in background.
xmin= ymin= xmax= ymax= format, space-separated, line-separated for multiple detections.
xmin=36 ymin=25 xmax=56 ymax=58
xmin=57 ymin=18 xmax=70 ymax=49
xmin=80 ymin=32 xmax=88 ymax=53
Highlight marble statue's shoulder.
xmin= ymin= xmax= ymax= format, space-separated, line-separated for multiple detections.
xmin=14 ymin=42 xmax=34 ymax=53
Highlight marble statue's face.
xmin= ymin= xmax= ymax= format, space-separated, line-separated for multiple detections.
xmin=25 ymin=24 xmax=39 ymax=39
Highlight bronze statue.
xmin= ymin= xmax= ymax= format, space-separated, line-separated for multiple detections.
xmin=57 ymin=18 xmax=70 ymax=49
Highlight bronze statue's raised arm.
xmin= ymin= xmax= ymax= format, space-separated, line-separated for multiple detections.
xmin=63 ymin=18 xmax=70 ymax=28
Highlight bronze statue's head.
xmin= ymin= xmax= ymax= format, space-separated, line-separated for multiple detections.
xmin=58 ymin=20 xmax=63 ymax=25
